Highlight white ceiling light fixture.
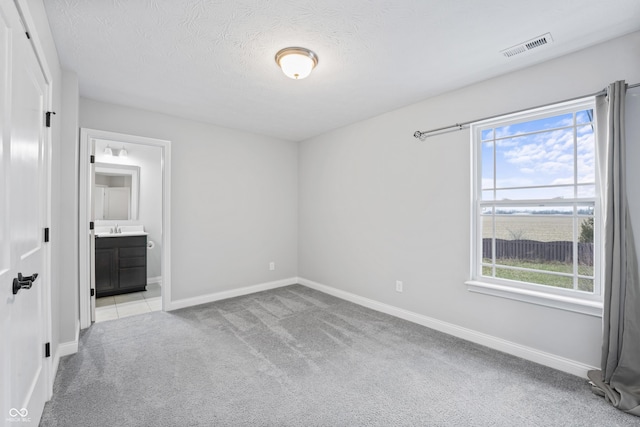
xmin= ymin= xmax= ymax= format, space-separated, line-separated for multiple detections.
xmin=275 ymin=47 xmax=318 ymax=80
xmin=104 ymin=145 xmax=113 ymax=156
xmin=119 ymin=145 xmax=128 ymax=157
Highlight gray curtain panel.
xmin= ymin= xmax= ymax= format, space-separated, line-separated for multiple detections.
xmin=588 ymin=81 xmax=640 ymax=416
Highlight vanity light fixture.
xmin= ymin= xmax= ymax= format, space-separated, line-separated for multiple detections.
xmin=119 ymin=145 xmax=128 ymax=157
xmin=104 ymin=145 xmax=113 ymax=156
xmin=275 ymin=47 xmax=318 ymax=80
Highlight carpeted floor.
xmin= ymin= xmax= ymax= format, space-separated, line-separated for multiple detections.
xmin=40 ymin=285 xmax=639 ymax=426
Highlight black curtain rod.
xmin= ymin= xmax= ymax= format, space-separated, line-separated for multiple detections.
xmin=413 ymin=82 xmax=640 ymax=140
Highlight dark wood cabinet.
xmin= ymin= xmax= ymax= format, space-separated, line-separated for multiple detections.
xmin=95 ymin=235 xmax=147 ymax=297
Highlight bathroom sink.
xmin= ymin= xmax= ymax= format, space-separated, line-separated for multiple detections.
xmin=95 ymin=225 xmax=147 ymax=238
xmin=96 ymin=231 xmax=148 ymax=238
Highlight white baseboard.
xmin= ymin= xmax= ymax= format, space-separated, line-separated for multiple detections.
xmin=53 ymin=324 xmax=80 ymax=380
xmin=167 ymin=277 xmax=298 ymax=311
xmin=147 ymin=276 xmax=162 ymax=286
xmin=297 ymin=277 xmax=597 ymax=378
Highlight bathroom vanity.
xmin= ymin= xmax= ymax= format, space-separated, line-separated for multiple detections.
xmin=95 ymin=234 xmax=147 ymax=297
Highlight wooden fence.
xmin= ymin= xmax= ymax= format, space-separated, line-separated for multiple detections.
xmin=483 ymin=239 xmax=594 ymax=266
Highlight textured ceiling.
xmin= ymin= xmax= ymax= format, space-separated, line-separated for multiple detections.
xmin=45 ymin=0 xmax=640 ymax=141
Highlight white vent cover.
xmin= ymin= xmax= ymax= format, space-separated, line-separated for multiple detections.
xmin=501 ymin=33 xmax=554 ymax=58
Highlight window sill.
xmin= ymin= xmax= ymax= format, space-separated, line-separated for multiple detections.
xmin=465 ymin=280 xmax=603 ymax=317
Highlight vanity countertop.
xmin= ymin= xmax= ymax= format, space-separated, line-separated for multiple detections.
xmin=95 ymin=225 xmax=147 ymax=238
xmin=96 ymin=231 xmax=148 ymax=238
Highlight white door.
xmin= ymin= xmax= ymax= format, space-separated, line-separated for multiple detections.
xmin=0 ymin=2 xmax=50 ymax=425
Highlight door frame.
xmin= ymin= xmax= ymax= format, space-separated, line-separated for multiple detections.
xmin=79 ymin=128 xmax=171 ymax=329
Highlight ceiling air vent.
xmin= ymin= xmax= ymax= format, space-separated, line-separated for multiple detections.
xmin=501 ymin=33 xmax=553 ymax=58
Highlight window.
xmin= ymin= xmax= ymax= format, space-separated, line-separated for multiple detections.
xmin=468 ymin=99 xmax=602 ymax=315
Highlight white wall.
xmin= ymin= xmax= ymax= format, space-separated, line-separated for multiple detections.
xmin=298 ymin=31 xmax=640 ymax=368
xmin=79 ymin=99 xmax=299 ymax=301
xmin=94 ymin=140 xmax=163 ymax=279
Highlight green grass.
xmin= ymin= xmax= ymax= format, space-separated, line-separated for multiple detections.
xmin=500 ymin=259 xmax=573 ymax=273
xmin=482 ymin=259 xmax=594 ymax=292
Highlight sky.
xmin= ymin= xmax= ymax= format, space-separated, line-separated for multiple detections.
xmin=481 ymin=109 xmax=595 ymax=205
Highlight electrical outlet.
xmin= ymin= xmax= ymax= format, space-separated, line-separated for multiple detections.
xmin=395 ymin=280 xmax=403 ymax=293
xmin=269 ymin=262 xmax=275 ymax=271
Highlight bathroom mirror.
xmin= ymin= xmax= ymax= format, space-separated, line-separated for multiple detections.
xmin=94 ymin=163 xmax=140 ymax=221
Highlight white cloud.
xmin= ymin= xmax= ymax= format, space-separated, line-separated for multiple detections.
xmin=551 ymin=177 xmax=574 ymax=186
xmin=484 ymin=117 xmax=596 ymax=193
xmin=481 ymin=178 xmax=494 ymax=189
xmin=498 ymin=127 xmax=589 ymax=180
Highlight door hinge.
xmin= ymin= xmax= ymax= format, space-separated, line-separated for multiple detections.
xmin=44 ymin=227 xmax=50 ymax=243
xmin=90 ymin=288 xmax=95 ymax=297
xmin=90 ymin=155 xmax=95 ymax=164
xmin=45 ymin=342 xmax=50 ymax=358
xmin=25 ymin=31 xmax=30 ymax=39
xmin=89 ymin=221 xmax=94 ymax=230
xmin=45 ymin=111 xmax=56 ymax=128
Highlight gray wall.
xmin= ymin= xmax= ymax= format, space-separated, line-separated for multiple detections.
xmin=59 ymin=70 xmax=80 ymax=345
xmin=80 ymin=99 xmax=299 ymax=301
xmin=298 ymin=31 xmax=640 ymax=367
xmin=28 ymin=0 xmax=640 ymax=371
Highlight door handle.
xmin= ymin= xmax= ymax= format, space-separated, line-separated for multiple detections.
xmin=18 ymin=273 xmax=38 ymax=282
xmin=12 ymin=273 xmax=38 ymax=295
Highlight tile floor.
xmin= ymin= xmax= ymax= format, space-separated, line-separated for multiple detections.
xmin=95 ymin=283 xmax=162 ymax=323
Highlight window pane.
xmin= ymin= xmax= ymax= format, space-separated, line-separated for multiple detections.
xmin=578 ymin=278 xmax=594 ymax=292
xmin=482 ymin=190 xmax=495 ymax=201
xmin=482 ymin=265 xmax=492 ymax=277
xmin=481 ymin=215 xmax=493 ymax=261
xmin=494 ymin=267 xmax=573 ymax=289
xmin=481 ymin=141 xmax=494 ymax=189
xmin=495 ymin=129 xmax=574 ymax=189
xmin=495 ymin=258 xmax=573 ymax=274
xmin=494 ymin=205 xmax=574 ymax=215
xmin=576 ymin=109 xmax=593 ymax=124
xmin=481 ymin=129 xmax=494 ymax=141
xmin=577 ymin=205 xmax=594 ymax=215
xmin=481 ymin=215 xmax=494 ymax=239
xmin=494 ymin=113 xmax=573 ymax=138
xmin=577 ymin=184 xmax=595 ymax=198
xmin=495 ymin=186 xmax=573 ymax=200
xmin=577 ymin=125 xmax=595 ymax=183
xmin=578 ymin=262 xmax=594 ymax=277
xmin=494 ymin=213 xmax=573 ymax=241
xmin=578 ymin=216 xmax=594 ymax=278
xmin=578 ymin=217 xmax=594 ymax=244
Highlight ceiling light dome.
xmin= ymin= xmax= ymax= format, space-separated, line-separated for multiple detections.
xmin=275 ymin=47 xmax=318 ymax=80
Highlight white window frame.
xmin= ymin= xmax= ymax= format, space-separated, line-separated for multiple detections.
xmin=466 ymin=98 xmax=603 ymax=317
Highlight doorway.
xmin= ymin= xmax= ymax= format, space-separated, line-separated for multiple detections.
xmin=79 ymin=129 xmax=171 ymax=328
